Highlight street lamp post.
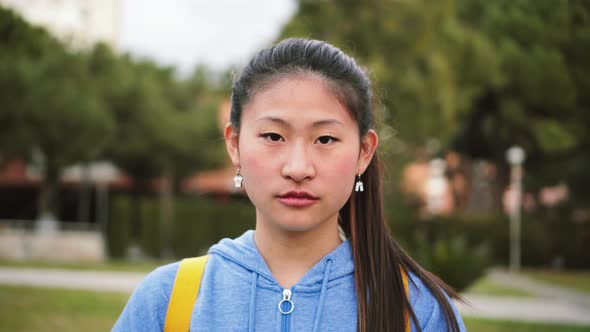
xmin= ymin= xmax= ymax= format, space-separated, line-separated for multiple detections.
xmin=506 ymin=146 xmax=525 ymax=272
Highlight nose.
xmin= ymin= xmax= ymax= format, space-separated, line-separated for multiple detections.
xmin=281 ymin=141 xmax=316 ymax=183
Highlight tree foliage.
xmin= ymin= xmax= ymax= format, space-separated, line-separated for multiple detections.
xmin=1 ymin=7 xmax=113 ymax=215
xmin=279 ymin=0 xmax=590 ymax=203
xmin=0 ymin=6 xmax=226 ymax=220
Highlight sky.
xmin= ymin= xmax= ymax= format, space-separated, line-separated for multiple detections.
xmin=119 ymin=0 xmax=297 ymax=75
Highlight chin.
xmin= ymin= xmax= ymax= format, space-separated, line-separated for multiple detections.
xmin=272 ymin=215 xmax=328 ymax=233
xmin=277 ymin=222 xmax=317 ymax=233
xmin=257 ymin=206 xmax=337 ymax=233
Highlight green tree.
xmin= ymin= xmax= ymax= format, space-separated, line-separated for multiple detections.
xmin=0 ymin=7 xmax=114 ymax=220
xmin=89 ymin=45 xmax=227 ymax=256
xmin=451 ymin=0 xmax=590 ymax=201
xmin=0 ymin=6 xmax=60 ymax=156
xmin=279 ymin=0 xmax=590 ymax=205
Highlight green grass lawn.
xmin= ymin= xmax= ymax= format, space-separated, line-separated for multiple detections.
xmin=523 ymin=270 xmax=590 ymax=294
xmin=0 ymin=285 xmax=588 ymax=332
xmin=464 ymin=318 xmax=590 ymax=332
xmin=465 ymin=274 xmax=536 ymax=298
xmin=0 ymin=285 xmax=128 ymax=332
xmin=0 ymin=259 xmax=172 ymax=273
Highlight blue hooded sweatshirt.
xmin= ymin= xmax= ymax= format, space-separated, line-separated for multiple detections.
xmin=113 ymin=230 xmax=466 ymax=331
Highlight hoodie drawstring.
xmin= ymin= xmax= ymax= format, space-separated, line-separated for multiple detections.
xmin=312 ymin=258 xmax=333 ymax=332
xmin=249 ymin=272 xmax=258 ymax=332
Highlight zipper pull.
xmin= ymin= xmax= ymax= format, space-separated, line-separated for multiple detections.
xmin=278 ymin=288 xmax=295 ymax=315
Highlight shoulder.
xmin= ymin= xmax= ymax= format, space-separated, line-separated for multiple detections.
xmin=112 ymin=261 xmax=181 ymax=331
xmin=133 ymin=261 xmax=181 ymax=305
xmin=406 ymin=273 xmax=466 ymax=332
xmin=129 ymin=252 xmax=233 ymax=298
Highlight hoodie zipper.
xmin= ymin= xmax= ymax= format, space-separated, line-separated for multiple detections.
xmin=279 ymin=288 xmax=294 ymax=332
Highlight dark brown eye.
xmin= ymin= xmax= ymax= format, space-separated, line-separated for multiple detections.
xmin=316 ymin=136 xmax=335 ymax=144
xmin=262 ymin=133 xmax=284 ymax=142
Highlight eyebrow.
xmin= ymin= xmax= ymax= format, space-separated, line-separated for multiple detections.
xmin=256 ymin=116 xmax=344 ymax=128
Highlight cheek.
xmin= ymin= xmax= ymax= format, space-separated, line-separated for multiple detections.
xmin=322 ymin=151 xmax=358 ymax=190
xmin=238 ymin=139 xmax=276 ymax=181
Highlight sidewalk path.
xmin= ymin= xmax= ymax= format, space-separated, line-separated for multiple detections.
xmin=457 ymin=269 xmax=590 ymax=326
xmin=457 ymin=295 xmax=590 ymax=326
xmin=487 ymin=269 xmax=590 ymax=307
xmin=0 ymin=267 xmax=144 ymax=293
xmin=1 ymin=266 xmax=589 ymax=325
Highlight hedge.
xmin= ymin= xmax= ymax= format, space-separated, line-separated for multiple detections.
xmin=105 ymin=192 xmax=588 ymax=291
xmin=106 ymin=194 xmax=255 ymax=259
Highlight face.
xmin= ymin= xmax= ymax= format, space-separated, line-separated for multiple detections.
xmin=225 ymin=74 xmax=378 ymax=234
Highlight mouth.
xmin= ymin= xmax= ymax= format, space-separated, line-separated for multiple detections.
xmin=277 ymin=191 xmax=319 ymax=207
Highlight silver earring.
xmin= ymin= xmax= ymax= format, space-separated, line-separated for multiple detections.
xmin=233 ymin=167 xmax=243 ymax=188
xmin=355 ymin=173 xmax=364 ymax=192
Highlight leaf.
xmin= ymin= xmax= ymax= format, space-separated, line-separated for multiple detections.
xmin=532 ymin=119 xmax=577 ymax=153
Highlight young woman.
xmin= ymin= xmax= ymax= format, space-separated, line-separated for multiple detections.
xmin=113 ymin=38 xmax=466 ymax=332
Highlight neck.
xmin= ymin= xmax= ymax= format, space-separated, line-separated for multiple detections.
xmin=254 ymin=214 xmax=342 ymax=289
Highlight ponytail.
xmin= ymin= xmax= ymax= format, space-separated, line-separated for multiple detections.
xmin=340 ymin=152 xmax=463 ymax=332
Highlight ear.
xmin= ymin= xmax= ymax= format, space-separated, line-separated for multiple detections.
xmin=224 ymin=122 xmax=240 ymax=166
xmin=357 ymin=129 xmax=378 ymax=174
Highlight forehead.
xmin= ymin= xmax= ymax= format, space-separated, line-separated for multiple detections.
xmin=242 ymin=74 xmax=357 ymax=128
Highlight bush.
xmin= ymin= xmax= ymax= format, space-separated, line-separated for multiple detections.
xmin=172 ymin=196 xmax=255 ymax=257
xmin=385 ymin=194 xmax=590 ymax=278
xmin=536 ymin=205 xmax=590 ymax=268
xmin=139 ymin=197 xmax=162 ymax=258
xmin=105 ymin=195 xmax=131 ymax=259
xmin=412 ymin=233 xmax=491 ymax=291
xmin=107 ymin=194 xmax=255 ymax=260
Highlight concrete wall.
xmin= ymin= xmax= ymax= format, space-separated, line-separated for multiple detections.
xmin=0 ymin=228 xmax=105 ymax=262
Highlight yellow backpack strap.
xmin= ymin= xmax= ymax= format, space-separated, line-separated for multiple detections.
xmin=164 ymin=255 xmax=209 ymax=332
xmin=401 ymin=269 xmax=410 ymax=332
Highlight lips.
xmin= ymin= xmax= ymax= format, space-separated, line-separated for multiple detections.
xmin=277 ymin=191 xmax=319 ymax=207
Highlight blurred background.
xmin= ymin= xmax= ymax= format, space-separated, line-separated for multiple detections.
xmin=0 ymin=0 xmax=589 ymax=331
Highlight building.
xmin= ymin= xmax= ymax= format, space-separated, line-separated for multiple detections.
xmin=0 ymin=0 xmax=119 ymax=48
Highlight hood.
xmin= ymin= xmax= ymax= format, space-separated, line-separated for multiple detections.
xmin=208 ymin=230 xmax=354 ymax=291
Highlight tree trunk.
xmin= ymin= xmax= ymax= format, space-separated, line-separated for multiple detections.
xmin=159 ymin=165 xmax=175 ymax=258
xmin=127 ymin=178 xmax=144 ymax=260
xmin=77 ymin=162 xmax=91 ymax=223
xmin=37 ymin=160 xmax=59 ymax=232
xmin=131 ymin=177 xmax=143 ymax=239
